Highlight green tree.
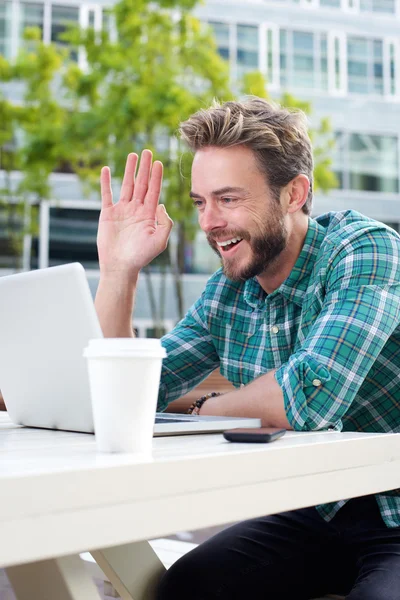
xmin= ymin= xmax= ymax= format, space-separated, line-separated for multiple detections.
xmin=0 ymin=4 xmax=337 ymax=329
xmin=0 ymin=28 xmax=69 ymax=268
xmin=58 ymin=0 xmax=231 ymax=331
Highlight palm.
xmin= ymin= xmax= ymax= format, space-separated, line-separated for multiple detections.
xmin=98 ymin=151 xmax=173 ymax=275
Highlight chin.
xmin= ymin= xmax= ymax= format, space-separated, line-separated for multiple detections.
xmin=222 ymin=263 xmax=251 ymax=282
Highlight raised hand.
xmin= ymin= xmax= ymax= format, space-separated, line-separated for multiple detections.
xmin=97 ymin=150 xmax=173 ymax=277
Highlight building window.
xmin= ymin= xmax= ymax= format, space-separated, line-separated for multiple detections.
xmin=51 ymin=5 xmax=79 ymax=45
xmin=0 ymin=204 xmax=24 ymax=269
xmin=208 ymin=21 xmax=230 ymax=61
xmin=46 ymin=207 xmax=100 ymax=269
xmin=208 ymin=21 xmax=259 ymax=82
xmin=0 ymin=1 xmax=12 ymax=58
xmin=19 ymin=3 xmax=44 ymax=45
xmin=334 ymin=132 xmax=399 ymax=193
xmin=266 ymin=28 xmax=274 ymax=83
xmin=280 ymin=29 xmax=328 ymax=91
xmin=236 ymin=24 xmax=258 ymax=80
xmin=387 ymin=40 xmax=399 ymax=97
xmin=320 ymin=0 xmax=341 ymax=6
xmin=360 ymin=0 xmax=396 ymax=13
xmin=347 ymin=37 xmax=383 ymax=95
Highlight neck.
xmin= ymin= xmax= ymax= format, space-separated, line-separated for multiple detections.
xmin=256 ymin=216 xmax=309 ymax=295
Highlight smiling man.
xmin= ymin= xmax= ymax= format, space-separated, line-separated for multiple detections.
xmin=95 ymin=97 xmax=400 ymax=599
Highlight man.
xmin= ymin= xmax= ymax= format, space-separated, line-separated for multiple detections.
xmin=96 ymin=97 xmax=400 ymax=599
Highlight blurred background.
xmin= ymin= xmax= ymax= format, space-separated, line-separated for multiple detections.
xmin=1 ymin=0 xmax=400 ymax=333
xmin=1 ymin=0 xmax=399 ymax=550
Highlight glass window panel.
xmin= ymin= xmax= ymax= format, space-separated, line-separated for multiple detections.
xmin=102 ymin=8 xmax=112 ymax=37
xmin=280 ymin=29 xmax=287 ymax=87
xmin=320 ymin=33 xmax=328 ymax=90
xmin=293 ymin=55 xmax=314 ymax=71
xmin=51 ymin=5 xmax=79 ymax=45
xmin=236 ymin=24 xmax=258 ymax=78
xmin=237 ymin=24 xmax=258 ymax=50
xmin=280 ymin=29 xmax=331 ymax=91
xmin=361 ymin=0 xmax=395 ymax=11
xmin=348 ymin=133 xmax=399 ymax=193
xmin=320 ymin=35 xmax=328 ymax=57
xmin=19 ymin=3 xmax=44 ymax=45
xmin=88 ymin=10 xmax=95 ymax=28
xmin=48 ymin=207 xmax=100 ymax=269
xmin=293 ymin=31 xmax=313 ymax=52
xmin=320 ymin=0 xmax=341 ymax=6
xmin=348 ymin=61 xmax=368 ymax=77
xmin=209 ymin=21 xmax=230 ymax=62
xmin=237 ymin=49 xmax=258 ymax=67
xmin=348 ymin=38 xmax=368 ymax=59
xmin=373 ymin=40 xmax=383 ymax=59
xmin=347 ymin=37 xmax=383 ymax=95
xmin=267 ymin=29 xmax=273 ymax=83
xmin=360 ymin=0 xmax=372 ymax=9
xmin=334 ymin=38 xmax=341 ymax=90
xmin=0 ymin=1 xmax=12 ymax=58
xmin=374 ymin=63 xmax=383 ymax=78
xmin=292 ymin=30 xmax=315 ymax=89
xmin=390 ymin=44 xmax=396 ymax=95
xmin=334 ymin=171 xmax=344 ymax=189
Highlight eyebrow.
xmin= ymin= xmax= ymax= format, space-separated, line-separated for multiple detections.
xmin=189 ymin=186 xmax=247 ymax=199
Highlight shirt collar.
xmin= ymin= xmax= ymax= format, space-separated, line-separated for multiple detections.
xmin=243 ymin=218 xmax=326 ymax=309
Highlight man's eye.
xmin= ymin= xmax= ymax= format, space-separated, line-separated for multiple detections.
xmin=193 ymin=200 xmax=204 ymax=208
xmin=221 ymin=197 xmax=235 ymax=204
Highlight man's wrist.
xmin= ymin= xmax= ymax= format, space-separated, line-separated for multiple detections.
xmin=98 ymin=269 xmax=139 ymax=288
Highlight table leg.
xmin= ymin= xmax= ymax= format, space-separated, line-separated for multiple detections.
xmin=5 ymin=555 xmax=102 ymax=600
xmin=91 ymin=541 xmax=166 ymax=600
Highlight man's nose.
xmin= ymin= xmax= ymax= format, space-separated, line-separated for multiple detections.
xmin=199 ymin=203 xmax=228 ymax=234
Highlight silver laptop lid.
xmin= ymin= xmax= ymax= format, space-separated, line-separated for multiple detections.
xmin=0 ymin=263 xmax=101 ymax=432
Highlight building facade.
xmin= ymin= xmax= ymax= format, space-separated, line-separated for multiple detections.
xmin=1 ymin=0 xmax=400 ymax=325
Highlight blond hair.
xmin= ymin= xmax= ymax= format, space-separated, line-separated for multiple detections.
xmin=179 ymin=96 xmax=314 ymax=215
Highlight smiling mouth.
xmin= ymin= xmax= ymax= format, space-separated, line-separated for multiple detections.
xmin=216 ymin=237 xmax=243 ymax=252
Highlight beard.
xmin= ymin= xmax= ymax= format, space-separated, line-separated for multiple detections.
xmin=206 ymin=209 xmax=287 ymax=282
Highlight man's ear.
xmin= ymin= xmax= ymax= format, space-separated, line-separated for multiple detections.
xmin=285 ymin=175 xmax=310 ymax=214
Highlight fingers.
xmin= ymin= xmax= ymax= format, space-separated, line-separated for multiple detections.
xmin=146 ymin=161 xmax=163 ymax=213
xmin=118 ymin=150 xmax=163 ymax=209
xmin=155 ymin=204 xmax=174 ymax=249
xmin=100 ymin=167 xmax=113 ymax=209
xmin=133 ymin=149 xmax=153 ymax=204
xmin=120 ymin=153 xmax=138 ymax=203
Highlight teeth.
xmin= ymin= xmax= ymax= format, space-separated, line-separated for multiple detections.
xmin=217 ymin=237 xmax=243 ymax=247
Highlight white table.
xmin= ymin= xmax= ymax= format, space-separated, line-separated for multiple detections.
xmin=0 ymin=412 xmax=400 ymax=600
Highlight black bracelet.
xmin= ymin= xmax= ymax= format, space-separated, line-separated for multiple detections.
xmin=187 ymin=391 xmax=222 ymax=415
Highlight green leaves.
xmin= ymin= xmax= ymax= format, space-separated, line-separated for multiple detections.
xmin=1 ymin=0 xmax=337 ymax=272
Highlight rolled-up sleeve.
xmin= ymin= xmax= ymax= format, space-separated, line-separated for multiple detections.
xmin=275 ymin=229 xmax=400 ymax=431
xmin=157 ymin=295 xmax=219 ymax=412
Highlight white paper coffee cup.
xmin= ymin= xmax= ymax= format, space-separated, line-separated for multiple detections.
xmin=83 ymin=338 xmax=167 ymax=454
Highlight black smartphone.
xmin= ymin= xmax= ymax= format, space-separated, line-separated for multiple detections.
xmin=223 ymin=427 xmax=286 ymax=443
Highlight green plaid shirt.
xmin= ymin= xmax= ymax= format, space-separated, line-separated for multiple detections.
xmin=158 ymin=210 xmax=400 ymax=527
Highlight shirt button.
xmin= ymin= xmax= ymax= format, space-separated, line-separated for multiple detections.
xmin=312 ymin=379 xmax=322 ymax=387
xmin=271 ymin=325 xmax=279 ymax=334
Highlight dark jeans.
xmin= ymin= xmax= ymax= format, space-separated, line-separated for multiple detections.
xmin=157 ymin=495 xmax=400 ymax=600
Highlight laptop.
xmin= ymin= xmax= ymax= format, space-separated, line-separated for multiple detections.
xmin=0 ymin=263 xmax=261 ymax=436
